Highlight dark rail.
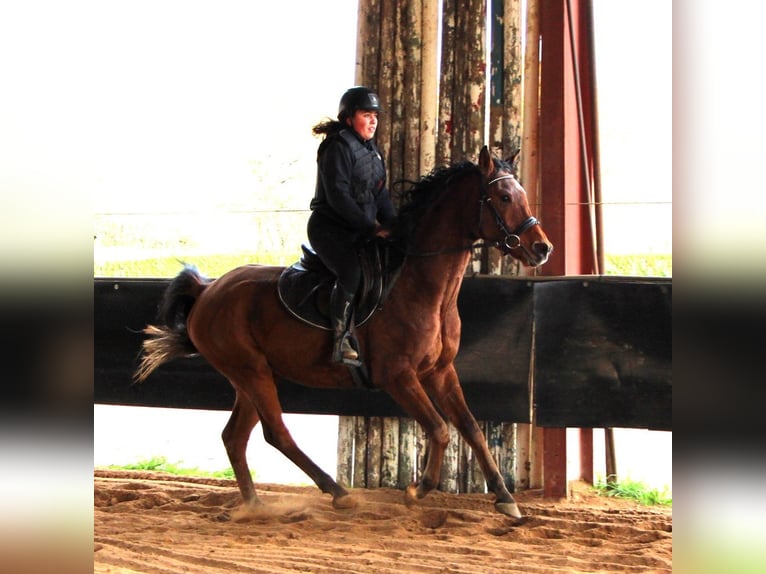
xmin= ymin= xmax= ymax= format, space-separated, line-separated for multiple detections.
xmin=95 ymin=275 xmax=671 ymax=430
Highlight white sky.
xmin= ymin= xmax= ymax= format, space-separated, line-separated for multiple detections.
xmin=0 ymin=0 xmax=672 ymax=258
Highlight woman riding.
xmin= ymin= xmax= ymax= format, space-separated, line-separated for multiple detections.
xmin=307 ymin=86 xmax=396 ymax=367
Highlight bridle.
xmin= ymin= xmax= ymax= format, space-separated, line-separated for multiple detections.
xmin=479 ymin=173 xmax=540 ymax=252
xmin=403 ymin=170 xmax=541 ymax=258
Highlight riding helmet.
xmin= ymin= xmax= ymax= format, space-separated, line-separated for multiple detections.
xmin=338 ymin=86 xmax=382 ymax=119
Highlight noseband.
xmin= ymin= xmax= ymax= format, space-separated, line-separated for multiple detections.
xmin=480 ymin=173 xmax=540 ymax=252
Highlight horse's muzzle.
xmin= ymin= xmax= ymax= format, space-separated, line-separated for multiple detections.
xmin=529 ymin=241 xmax=553 ymax=266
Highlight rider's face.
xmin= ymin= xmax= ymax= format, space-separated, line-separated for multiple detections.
xmin=348 ymin=110 xmax=378 ymax=141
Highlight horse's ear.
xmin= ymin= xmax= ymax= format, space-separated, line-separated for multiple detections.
xmin=479 ymin=145 xmax=494 ymax=175
xmin=506 ymin=149 xmax=521 ymax=177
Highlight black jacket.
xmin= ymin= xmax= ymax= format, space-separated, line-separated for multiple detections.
xmin=310 ymin=129 xmax=396 ymax=235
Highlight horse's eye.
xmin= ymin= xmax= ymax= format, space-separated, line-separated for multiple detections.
xmin=501 ymin=194 xmax=511 ymax=203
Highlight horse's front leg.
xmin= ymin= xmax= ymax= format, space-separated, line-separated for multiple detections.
xmin=381 ymin=366 xmax=451 ymax=504
xmin=423 ymin=365 xmax=523 ymax=520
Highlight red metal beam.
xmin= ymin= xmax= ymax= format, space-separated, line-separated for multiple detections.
xmin=538 ymin=0 xmax=598 ymax=498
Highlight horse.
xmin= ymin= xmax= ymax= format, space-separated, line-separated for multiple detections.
xmin=134 ymin=145 xmax=552 ymax=520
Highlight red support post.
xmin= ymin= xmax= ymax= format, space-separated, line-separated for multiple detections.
xmin=537 ymin=0 xmax=597 ymax=498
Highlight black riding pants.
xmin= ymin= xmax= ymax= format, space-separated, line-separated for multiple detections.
xmin=307 ymin=211 xmax=362 ymax=296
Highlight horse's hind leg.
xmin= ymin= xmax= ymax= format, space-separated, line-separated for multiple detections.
xmin=424 ymin=366 xmax=522 ymax=520
xmin=221 ymin=392 xmax=261 ymax=508
xmin=231 ymin=366 xmax=357 ymax=510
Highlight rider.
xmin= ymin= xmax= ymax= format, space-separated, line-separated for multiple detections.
xmin=307 ymin=86 xmax=396 ymax=366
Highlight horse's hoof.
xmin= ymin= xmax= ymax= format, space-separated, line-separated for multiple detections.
xmin=404 ymin=484 xmax=419 ymax=507
xmin=495 ymin=501 xmax=523 ymax=520
xmin=333 ymin=493 xmax=358 ymax=510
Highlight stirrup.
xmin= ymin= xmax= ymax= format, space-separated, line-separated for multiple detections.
xmin=334 ymin=333 xmax=361 ymax=367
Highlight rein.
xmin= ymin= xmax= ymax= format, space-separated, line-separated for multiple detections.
xmin=403 ymin=171 xmax=540 ymax=258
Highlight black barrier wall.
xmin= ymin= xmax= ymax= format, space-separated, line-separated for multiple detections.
xmin=94 ymin=275 xmax=671 ymax=429
xmin=533 ymin=278 xmax=671 ymax=430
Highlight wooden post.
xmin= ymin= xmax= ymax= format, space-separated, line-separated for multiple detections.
xmin=579 ymin=427 xmax=594 ymax=484
xmin=355 ymin=0 xmax=380 ymax=86
xmin=461 ymin=0 xmax=487 ymax=160
xmin=543 ymin=427 xmax=566 ymax=498
xmin=529 ymin=422 xmax=544 ymax=489
xmin=501 ymin=421 xmax=516 ymax=491
xmin=420 ymin=0 xmax=439 ymax=175
xmin=502 ymin=0 xmax=523 ymax=157
xmin=487 ymin=421 xmax=503 ymax=486
xmin=337 ymin=415 xmax=354 ymax=487
xmin=353 ymin=416 xmax=367 ymax=488
xmin=379 ymin=0 xmax=398 ymax=183
xmin=415 ymin=423 xmax=428 ymax=484
xmin=468 ymin=443 xmax=485 ymax=493
xmin=605 ymin=427 xmax=617 ymax=483
xmin=398 ymin=417 xmax=416 ymax=488
xmin=514 ymin=422 xmax=531 ymax=490
xmin=439 ymin=424 xmax=460 ymax=492
xmin=521 ymin=0 xmax=540 ymax=215
xmin=366 ymin=416 xmax=382 ymax=488
xmin=458 ymin=435 xmax=469 ymax=493
xmin=380 ymin=417 xmax=400 ymax=488
xmin=436 ymin=0 xmax=456 ymax=166
xmin=401 ymin=0 xmax=422 ymax=183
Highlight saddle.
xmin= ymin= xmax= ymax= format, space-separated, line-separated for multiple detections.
xmin=278 ymin=239 xmax=404 ymax=332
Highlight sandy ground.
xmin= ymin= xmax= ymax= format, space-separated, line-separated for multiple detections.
xmin=94 ymin=470 xmax=671 ymax=574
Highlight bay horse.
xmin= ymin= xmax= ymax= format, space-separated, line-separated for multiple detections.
xmin=134 ymin=145 xmax=552 ymax=520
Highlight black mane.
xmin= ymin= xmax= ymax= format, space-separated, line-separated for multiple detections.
xmin=387 ymin=156 xmax=513 ymax=246
xmin=389 ymin=161 xmax=477 ymax=245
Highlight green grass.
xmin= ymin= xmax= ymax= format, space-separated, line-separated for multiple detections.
xmin=95 ymin=252 xmax=300 ymax=279
xmin=96 ymin=252 xmax=672 ymax=279
xmin=604 ymin=253 xmax=672 ymax=277
xmin=105 ymin=456 xmax=247 ymax=480
xmin=93 ymin=251 xmax=673 ymax=279
xmin=594 ymin=475 xmax=672 ymax=506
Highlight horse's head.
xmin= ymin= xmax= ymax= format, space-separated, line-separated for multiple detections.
xmin=476 ymin=146 xmax=553 ymax=267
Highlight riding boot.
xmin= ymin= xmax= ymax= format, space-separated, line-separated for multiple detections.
xmin=330 ymin=283 xmax=361 ymax=367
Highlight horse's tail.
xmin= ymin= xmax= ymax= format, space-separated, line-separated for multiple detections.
xmin=133 ymin=264 xmax=210 ymax=383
